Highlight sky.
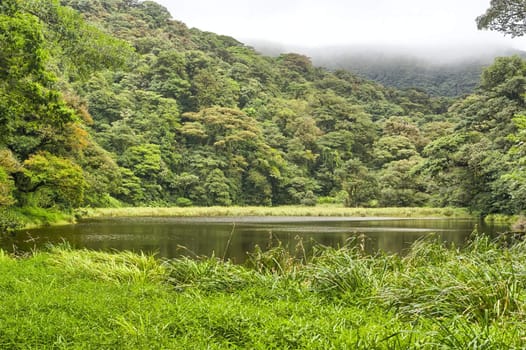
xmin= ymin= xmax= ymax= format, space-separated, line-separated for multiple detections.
xmin=153 ymin=0 xmax=526 ymax=51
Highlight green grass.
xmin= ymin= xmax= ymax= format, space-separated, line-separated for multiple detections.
xmin=14 ymin=207 xmax=76 ymax=228
xmin=1 ymin=207 xmax=74 ymax=234
xmin=484 ymin=213 xmax=520 ymax=225
xmin=1 ymin=235 xmax=526 ymax=348
xmin=4 ymin=205 xmax=474 ymax=232
xmin=80 ymin=205 xmax=472 ymax=219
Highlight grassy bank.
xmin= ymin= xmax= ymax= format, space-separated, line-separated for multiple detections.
xmin=1 ymin=235 xmax=525 ymax=348
xmin=79 ymin=205 xmax=472 ymax=219
xmin=484 ymin=213 xmax=520 ymax=225
xmin=16 ymin=207 xmax=76 ymax=228
xmin=0 ymin=207 xmax=76 ymax=233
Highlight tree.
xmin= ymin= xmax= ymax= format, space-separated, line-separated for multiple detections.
xmin=0 ymin=168 xmax=16 ymax=207
xmin=378 ymin=157 xmax=429 ymax=207
xmin=204 ymin=169 xmax=232 ymax=206
xmin=119 ymin=144 xmax=162 ymax=179
xmin=0 ymin=149 xmax=21 ymax=208
xmin=23 ymin=0 xmax=133 ymax=80
xmin=77 ymin=144 xmax=122 ymax=207
xmin=20 ymin=152 xmax=87 ymax=208
xmin=498 ymin=115 xmax=526 ymax=213
xmin=189 ymin=68 xmax=239 ymax=109
xmin=476 ymin=0 xmax=526 ymax=37
xmin=336 ymin=159 xmax=378 ymax=207
xmin=373 ymin=136 xmax=418 ymax=166
xmin=0 ymin=3 xmax=80 ymax=159
xmin=419 ymin=133 xmax=479 ymax=207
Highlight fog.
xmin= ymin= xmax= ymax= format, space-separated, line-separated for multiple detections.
xmin=250 ymin=41 xmax=526 ymax=66
xmin=154 ymin=0 xmax=526 ymax=59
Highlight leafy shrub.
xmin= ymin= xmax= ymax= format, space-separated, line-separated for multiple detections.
xmin=175 ymin=197 xmax=193 ymax=207
xmin=0 ymin=208 xmax=24 ymax=233
xmin=300 ymin=191 xmax=317 ymax=206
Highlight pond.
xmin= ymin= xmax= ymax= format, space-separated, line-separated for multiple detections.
xmin=0 ymin=216 xmax=509 ymax=262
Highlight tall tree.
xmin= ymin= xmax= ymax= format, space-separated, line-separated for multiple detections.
xmin=476 ymin=0 xmax=526 ymax=37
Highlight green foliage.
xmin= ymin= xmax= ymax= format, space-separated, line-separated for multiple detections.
xmin=480 ymin=55 xmax=526 ymax=94
xmin=373 ymin=136 xmax=418 ymax=165
xmin=477 ymin=0 xmax=526 ymax=37
xmin=0 ymin=5 xmax=78 ymax=158
xmin=120 ymin=144 xmax=162 ymax=178
xmin=300 ymin=190 xmax=317 ymax=206
xmin=337 ymin=159 xmax=379 ymax=207
xmin=21 ymin=152 xmax=87 ymax=208
xmin=319 ymin=53 xmax=490 ymax=97
xmin=420 ymin=55 xmax=526 ymax=213
xmin=0 ymin=167 xmax=16 ymax=207
xmin=3 ymin=237 xmax=526 ymax=348
xmin=2 ymin=0 xmax=526 ymax=216
xmin=378 ymin=157 xmax=429 ymax=207
xmin=0 ymin=207 xmax=24 ymax=233
xmin=116 ymin=167 xmax=145 ymax=205
xmin=175 ymin=197 xmax=192 ymax=207
xmin=204 ymin=169 xmax=232 ymax=206
xmin=16 ymin=206 xmax=73 ymax=226
xmin=76 ymin=143 xmax=122 ymax=207
xmin=25 ymin=0 xmax=134 ymax=80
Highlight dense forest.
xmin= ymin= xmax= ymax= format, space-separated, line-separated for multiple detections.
xmin=254 ymin=43 xmax=525 ymax=97
xmin=310 ymin=49 xmax=525 ymax=97
xmin=0 ymin=0 xmax=525 ymax=230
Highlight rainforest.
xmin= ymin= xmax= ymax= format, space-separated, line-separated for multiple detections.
xmin=1 ymin=0 xmax=525 ymax=230
xmin=3 ymin=0 xmax=526 ymax=348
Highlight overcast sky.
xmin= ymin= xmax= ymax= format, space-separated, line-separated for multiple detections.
xmin=154 ymin=0 xmax=525 ymax=51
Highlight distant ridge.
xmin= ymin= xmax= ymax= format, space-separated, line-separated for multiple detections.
xmin=249 ymin=41 xmax=526 ymax=97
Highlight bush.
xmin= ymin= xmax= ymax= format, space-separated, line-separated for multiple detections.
xmin=0 ymin=208 xmax=23 ymax=233
xmin=175 ymin=197 xmax=193 ymax=207
xmin=300 ymin=191 xmax=317 ymax=206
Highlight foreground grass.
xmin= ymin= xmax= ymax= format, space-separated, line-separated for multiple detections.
xmin=1 ymin=235 xmax=525 ymax=349
xmin=80 ymin=205 xmax=472 ymax=219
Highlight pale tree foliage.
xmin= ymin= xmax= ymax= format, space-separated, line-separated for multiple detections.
xmin=476 ymin=0 xmax=526 ymax=37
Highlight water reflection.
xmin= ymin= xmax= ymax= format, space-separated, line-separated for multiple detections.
xmin=0 ymin=217 xmax=508 ymax=262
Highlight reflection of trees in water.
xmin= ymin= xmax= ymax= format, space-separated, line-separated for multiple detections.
xmin=0 ymin=218 xmax=509 ymax=262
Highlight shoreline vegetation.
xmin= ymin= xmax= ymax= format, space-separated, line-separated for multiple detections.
xmin=2 ymin=0 xmax=526 ymax=236
xmin=79 ymin=206 xmax=472 ymax=220
xmin=8 ymin=205 xmax=521 ymax=231
xmin=1 ymin=235 xmax=525 ymax=348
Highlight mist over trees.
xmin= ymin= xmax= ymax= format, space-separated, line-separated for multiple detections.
xmin=0 ymin=0 xmax=525 ymax=229
xmin=251 ymin=43 xmax=526 ymax=97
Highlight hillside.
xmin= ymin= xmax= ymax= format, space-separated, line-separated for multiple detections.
xmin=251 ymin=42 xmax=526 ymax=97
xmin=312 ymin=48 xmax=526 ymax=97
xmin=0 ymin=0 xmax=525 ymax=230
xmin=315 ymin=54 xmax=488 ymax=97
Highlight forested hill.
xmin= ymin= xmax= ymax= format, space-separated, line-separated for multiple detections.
xmin=313 ymin=53 xmax=495 ymax=97
xmin=308 ymin=47 xmax=526 ymax=97
xmin=0 ymin=0 xmax=525 ymax=228
xmin=251 ymin=43 xmax=526 ymax=97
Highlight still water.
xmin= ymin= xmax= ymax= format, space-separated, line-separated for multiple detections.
xmin=1 ymin=217 xmax=509 ymax=262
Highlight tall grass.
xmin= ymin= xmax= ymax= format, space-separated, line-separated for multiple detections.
xmin=378 ymin=235 xmax=526 ymax=324
xmin=1 ymin=235 xmax=526 ymax=348
xmin=305 ymin=244 xmax=382 ymax=298
xmin=0 ymin=249 xmax=9 ymax=263
xmin=81 ymin=205 xmax=471 ymax=219
xmin=48 ymin=244 xmax=166 ymax=284
xmin=164 ymin=256 xmax=261 ymax=292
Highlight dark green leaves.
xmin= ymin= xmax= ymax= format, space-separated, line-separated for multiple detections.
xmin=476 ymin=0 xmax=526 ymax=37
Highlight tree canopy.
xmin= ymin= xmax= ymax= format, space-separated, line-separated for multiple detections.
xmin=1 ymin=0 xmax=526 ymax=224
xmin=477 ymin=0 xmax=526 ymax=37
